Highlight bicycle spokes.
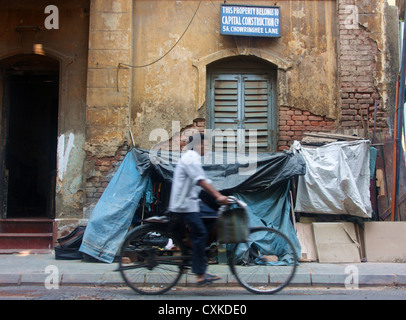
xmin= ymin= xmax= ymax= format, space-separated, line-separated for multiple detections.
xmin=229 ymin=227 xmax=298 ymax=294
xmin=118 ymin=225 xmax=186 ymax=295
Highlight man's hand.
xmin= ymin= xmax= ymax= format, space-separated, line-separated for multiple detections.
xmin=198 ymin=179 xmax=229 ymax=205
xmin=216 ymin=195 xmax=229 ymax=205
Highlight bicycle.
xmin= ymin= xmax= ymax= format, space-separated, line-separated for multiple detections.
xmin=116 ymin=197 xmax=298 ymax=295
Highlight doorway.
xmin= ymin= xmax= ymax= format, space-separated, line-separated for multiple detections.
xmin=0 ymin=54 xmax=59 ymax=219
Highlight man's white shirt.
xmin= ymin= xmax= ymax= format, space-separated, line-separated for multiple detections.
xmin=168 ymin=150 xmax=206 ymax=213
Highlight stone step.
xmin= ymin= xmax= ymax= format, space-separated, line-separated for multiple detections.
xmin=0 ymin=219 xmax=55 ymax=251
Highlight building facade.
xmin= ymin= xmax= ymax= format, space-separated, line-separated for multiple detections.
xmin=0 ymin=0 xmax=401 ymax=243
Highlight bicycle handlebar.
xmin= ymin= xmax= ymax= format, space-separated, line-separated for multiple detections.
xmin=225 ymin=196 xmax=247 ymax=208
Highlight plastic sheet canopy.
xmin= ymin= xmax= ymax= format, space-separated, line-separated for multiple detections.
xmin=80 ymin=148 xmax=306 ymax=263
xmin=293 ymin=140 xmax=373 ymax=218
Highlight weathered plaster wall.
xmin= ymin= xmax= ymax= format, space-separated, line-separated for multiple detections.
xmin=83 ymin=0 xmax=133 ymax=213
xmin=0 ymin=0 xmax=90 ymax=220
xmin=82 ymin=0 xmax=399 ymax=212
xmin=85 ymin=0 xmax=132 ymax=158
xmin=130 ymin=0 xmax=339 ymax=149
xmin=0 ymin=0 xmax=398 ymax=229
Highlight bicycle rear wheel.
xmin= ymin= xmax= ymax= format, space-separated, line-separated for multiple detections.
xmin=118 ymin=224 xmax=187 ymax=295
xmin=229 ymin=226 xmax=298 ymax=294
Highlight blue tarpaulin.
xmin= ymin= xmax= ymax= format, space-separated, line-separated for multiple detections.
xmin=233 ymin=183 xmax=301 ymax=265
xmin=80 ymin=148 xmax=305 ymax=263
xmin=79 ymin=150 xmax=149 ymax=263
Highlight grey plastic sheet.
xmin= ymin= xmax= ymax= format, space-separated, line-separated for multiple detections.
xmin=292 ymin=140 xmax=373 ymax=218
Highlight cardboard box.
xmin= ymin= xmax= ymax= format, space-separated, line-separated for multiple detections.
xmin=364 ymin=221 xmax=406 ymax=262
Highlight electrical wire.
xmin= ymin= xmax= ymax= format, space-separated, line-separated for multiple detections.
xmin=118 ymin=0 xmax=202 ymax=70
xmin=116 ymin=0 xmax=202 ymax=92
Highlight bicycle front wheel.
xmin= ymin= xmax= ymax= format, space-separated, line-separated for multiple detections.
xmin=229 ymin=226 xmax=298 ymax=294
xmin=118 ymin=224 xmax=187 ymax=295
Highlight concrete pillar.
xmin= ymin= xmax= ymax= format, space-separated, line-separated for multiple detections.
xmin=86 ymin=0 xmax=132 ymax=155
xmin=84 ymin=0 xmax=133 ymax=214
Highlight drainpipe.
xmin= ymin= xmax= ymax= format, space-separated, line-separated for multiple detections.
xmin=392 ymin=10 xmax=406 ymax=221
xmin=391 ymin=75 xmax=400 ymax=221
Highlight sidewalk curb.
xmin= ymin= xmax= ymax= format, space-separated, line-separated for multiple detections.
xmin=1 ymin=271 xmax=405 ymax=288
xmin=0 ymin=254 xmax=405 ymax=288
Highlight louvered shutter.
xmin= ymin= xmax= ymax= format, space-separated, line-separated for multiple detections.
xmin=243 ymin=75 xmax=270 ymax=152
xmin=212 ymin=75 xmax=239 ymax=152
xmin=210 ymin=73 xmax=272 ymax=153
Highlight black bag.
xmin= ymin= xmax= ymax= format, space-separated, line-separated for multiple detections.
xmin=217 ymin=201 xmax=249 ymax=244
xmin=54 ymin=226 xmax=86 ymax=260
xmin=54 ymin=246 xmax=84 ymax=260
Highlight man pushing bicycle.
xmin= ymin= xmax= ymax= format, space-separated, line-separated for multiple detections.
xmin=168 ymin=133 xmax=229 ymax=285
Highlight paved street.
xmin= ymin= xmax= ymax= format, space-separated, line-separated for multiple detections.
xmin=1 ymin=284 xmax=405 ymax=300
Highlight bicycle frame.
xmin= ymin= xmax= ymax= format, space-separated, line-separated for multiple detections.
xmin=116 ymin=219 xmax=264 ymax=273
xmin=117 ymin=197 xmax=298 ymax=295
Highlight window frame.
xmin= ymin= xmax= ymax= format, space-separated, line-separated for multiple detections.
xmin=207 ymin=69 xmax=277 ymax=153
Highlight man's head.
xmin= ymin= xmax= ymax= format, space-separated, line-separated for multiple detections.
xmin=187 ymin=133 xmax=206 ymax=155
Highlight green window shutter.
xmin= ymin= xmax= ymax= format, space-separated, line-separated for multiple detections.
xmin=243 ymin=75 xmax=271 ymax=152
xmin=212 ymin=75 xmax=239 ymax=152
xmin=210 ymin=73 xmax=272 ymax=153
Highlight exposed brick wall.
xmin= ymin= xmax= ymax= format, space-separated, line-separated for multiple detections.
xmin=278 ymin=106 xmax=336 ymax=151
xmin=338 ymin=0 xmax=388 ymax=134
xmin=150 ymin=118 xmax=207 ymax=151
xmin=84 ymin=119 xmax=205 ymax=209
xmin=85 ymin=145 xmax=130 ymax=208
xmin=158 ymin=114 xmax=337 ymax=153
xmin=83 ymin=109 xmax=335 ymax=208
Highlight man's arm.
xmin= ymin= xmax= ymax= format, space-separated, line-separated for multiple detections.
xmin=198 ymin=179 xmax=229 ymax=205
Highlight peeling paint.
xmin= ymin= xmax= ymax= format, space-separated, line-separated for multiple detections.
xmin=57 ymin=133 xmax=75 ymax=181
xmin=56 ymin=132 xmax=86 ymax=218
xmin=100 ymin=13 xmax=119 ymax=30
